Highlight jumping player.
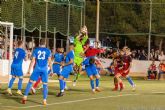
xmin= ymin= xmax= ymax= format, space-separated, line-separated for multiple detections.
xmin=21 ymin=39 xmax=52 ymax=105
xmin=73 ymin=26 xmax=88 ymax=86
xmin=7 ymin=40 xmax=26 ymax=96
xmin=56 ymin=43 xmax=74 ymax=97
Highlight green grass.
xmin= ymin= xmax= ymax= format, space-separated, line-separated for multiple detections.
xmin=0 ymin=75 xmax=165 ymax=110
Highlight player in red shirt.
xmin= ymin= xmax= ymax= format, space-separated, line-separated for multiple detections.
xmin=121 ymin=47 xmax=136 ymax=91
xmin=112 ymin=56 xmax=125 ymax=91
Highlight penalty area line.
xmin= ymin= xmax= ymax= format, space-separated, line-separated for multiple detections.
xmin=2 ymin=94 xmax=139 ymax=109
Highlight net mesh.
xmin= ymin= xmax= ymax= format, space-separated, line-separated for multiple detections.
xmin=1 ymin=0 xmax=84 ymax=36
xmin=1 ymin=0 xmax=22 ymax=28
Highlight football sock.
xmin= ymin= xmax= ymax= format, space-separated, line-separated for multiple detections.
xmin=8 ymin=77 xmax=16 ymax=89
xmin=24 ymin=82 xmax=33 ymax=96
xmin=64 ymin=81 xmax=66 ymax=88
xmin=126 ymin=76 xmax=134 ymax=87
xmin=119 ymin=82 xmax=123 ymax=89
xmin=43 ymin=84 xmax=48 ymax=100
xmin=96 ymin=78 xmax=100 ymax=88
xmin=90 ymin=80 xmax=95 ymax=90
xmin=18 ymin=78 xmax=23 ymax=90
xmin=33 ymin=78 xmax=41 ymax=89
xmin=59 ymin=79 xmax=64 ymax=92
xmin=114 ymin=83 xmax=118 ymax=89
xmin=74 ymin=73 xmax=81 ymax=82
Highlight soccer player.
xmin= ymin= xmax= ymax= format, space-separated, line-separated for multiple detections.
xmin=31 ymin=47 xmax=64 ymax=94
xmin=21 ymin=39 xmax=52 ymax=105
xmin=53 ymin=47 xmax=64 ymax=76
xmin=7 ymin=40 xmax=26 ymax=96
xmin=122 ymin=47 xmax=136 ymax=91
xmin=83 ymin=57 xmax=101 ymax=93
xmin=73 ymin=26 xmax=88 ymax=86
xmin=56 ymin=43 xmax=74 ymax=97
xmin=112 ymin=56 xmax=124 ymax=91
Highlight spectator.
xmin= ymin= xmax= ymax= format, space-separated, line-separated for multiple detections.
xmin=158 ymin=60 xmax=165 ymax=80
xmin=158 ymin=51 xmax=165 ymax=61
xmin=147 ymin=60 xmax=157 ymax=80
xmin=139 ymin=50 xmax=147 ymax=60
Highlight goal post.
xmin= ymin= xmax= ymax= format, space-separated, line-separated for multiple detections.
xmin=0 ymin=21 xmax=13 ymax=82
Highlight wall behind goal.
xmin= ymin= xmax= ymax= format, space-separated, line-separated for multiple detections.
xmin=0 ymin=59 xmax=160 ymax=77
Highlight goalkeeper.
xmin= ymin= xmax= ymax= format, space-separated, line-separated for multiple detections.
xmin=73 ymin=26 xmax=88 ymax=86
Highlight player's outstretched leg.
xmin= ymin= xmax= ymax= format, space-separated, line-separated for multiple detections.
xmin=126 ymin=75 xmax=136 ymax=91
xmin=17 ymin=77 xmax=23 ymax=96
xmin=95 ymin=75 xmax=101 ymax=92
xmin=112 ymin=77 xmax=118 ymax=91
xmin=73 ymin=65 xmax=82 ymax=86
xmin=31 ymin=77 xmax=42 ymax=94
xmin=7 ymin=76 xmax=16 ymax=95
xmin=42 ymin=83 xmax=48 ymax=105
xmin=21 ymin=80 xmax=33 ymax=104
xmin=57 ymin=76 xmax=65 ymax=97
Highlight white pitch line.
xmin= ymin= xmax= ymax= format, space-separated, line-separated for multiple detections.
xmin=2 ymin=94 xmax=139 ymax=109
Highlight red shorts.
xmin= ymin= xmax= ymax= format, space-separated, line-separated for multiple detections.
xmin=114 ymin=68 xmax=124 ymax=76
xmin=121 ymin=70 xmax=129 ymax=77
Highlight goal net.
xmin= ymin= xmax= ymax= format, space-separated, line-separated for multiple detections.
xmin=0 ymin=21 xmax=13 ymax=82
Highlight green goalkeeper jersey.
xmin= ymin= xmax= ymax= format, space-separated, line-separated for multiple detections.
xmin=74 ymin=35 xmax=88 ymax=66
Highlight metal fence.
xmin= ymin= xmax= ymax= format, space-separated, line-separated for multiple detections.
xmin=1 ymin=0 xmax=85 ymax=49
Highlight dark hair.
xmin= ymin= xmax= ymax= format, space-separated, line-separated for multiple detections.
xmin=17 ymin=40 xmax=23 ymax=47
xmin=40 ymin=39 xmax=46 ymax=45
xmin=69 ymin=43 xmax=75 ymax=46
xmin=89 ymin=57 xmax=95 ymax=64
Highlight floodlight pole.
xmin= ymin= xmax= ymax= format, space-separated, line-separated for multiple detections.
xmin=96 ymin=0 xmax=100 ymax=42
xmin=67 ymin=1 xmax=71 ymax=52
xmin=54 ymin=27 xmax=56 ymax=51
xmin=80 ymin=7 xmax=83 ymax=28
xmin=148 ymin=0 xmax=152 ymax=60
xmin=83 ymin=1 xmax=86 ymax=25
xmin=21 ymin=0 xmax=25 ymax=48
xmin=45 ymin=0 xmax=48 ymax=47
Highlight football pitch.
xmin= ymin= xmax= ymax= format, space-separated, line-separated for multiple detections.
xmin=0 ymin=76 xmax=165 ymax=110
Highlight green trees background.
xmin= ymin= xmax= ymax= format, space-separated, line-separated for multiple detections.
xmin=1 ymin=0 xmax=165 ymax=48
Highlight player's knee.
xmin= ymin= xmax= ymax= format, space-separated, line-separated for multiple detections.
xmin=12 ymin=76 xmax=16 ymax=78
xmin=89 ymin=76 xmax=94 ymax=80
xmin=59 ymin=76 xmax=64 ymax=80
xmin=19 ymin=76 xmax=23 ymax=79
xmin=42 ymin=82 xmax=48 ymax=85
xmin=96 ymin=75 xmax=100 ymax=79
xmin=29 ymin=80 xmax=34 ymax=83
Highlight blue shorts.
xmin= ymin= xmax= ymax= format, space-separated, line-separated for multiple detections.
xmin=53 ymin=64 xmax=61 ymax=75
xmin=61 ymin=66 xmax=72 ymax=79
xmin=11 ymin=65 xmax=23 ymax=77
xmin=30 ymin=67 xmax=48 ymax=83
xmin=85 ymin=65 xmax=99 ymax=77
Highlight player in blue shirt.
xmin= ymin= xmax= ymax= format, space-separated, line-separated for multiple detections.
xmin=83 ymin=57 xmax=101 ymax=93
xmin=56 ymin=43 xmax=74 ymax=97
xmin=21 ymin=39 xmax=52 ymax=105
xmin=7 ymin=40 xmax=26 ymax=96
xmin=53 ymin=47 xmax=64 ymax=76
